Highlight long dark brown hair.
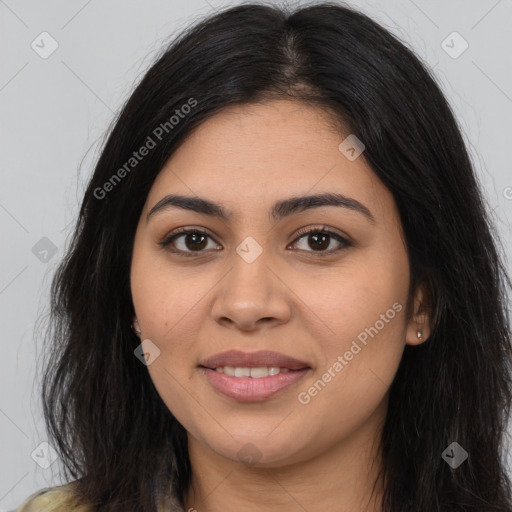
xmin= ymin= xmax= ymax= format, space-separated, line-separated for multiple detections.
xmin=40 ymin=2 xmax=512 ymax=510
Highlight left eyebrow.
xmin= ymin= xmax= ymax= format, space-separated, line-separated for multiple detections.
xmin=146 ymin=192 xmax=376 ymax=225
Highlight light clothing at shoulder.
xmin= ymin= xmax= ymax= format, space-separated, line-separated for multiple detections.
xmin=13 ymin=483 xmax=186 ymax=512
xmin=13 ymin=484 xmax=87 ymax=512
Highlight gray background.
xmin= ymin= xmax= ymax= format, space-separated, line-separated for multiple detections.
xmin=1 ymin=0 xmax=511 ymax=509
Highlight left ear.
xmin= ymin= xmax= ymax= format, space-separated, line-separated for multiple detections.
xmin=406 ymin=282 xmax=432 ymax=346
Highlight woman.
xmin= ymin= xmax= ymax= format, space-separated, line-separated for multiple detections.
xmin=14 ymin=1 xmax=512 ymax=511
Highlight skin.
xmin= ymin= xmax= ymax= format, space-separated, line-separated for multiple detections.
xmin=130 ymin=99 xmax=431 ymax=512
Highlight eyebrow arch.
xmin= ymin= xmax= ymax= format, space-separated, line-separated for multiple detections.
xmin=146 ymin=192 xmax=376 ymax=224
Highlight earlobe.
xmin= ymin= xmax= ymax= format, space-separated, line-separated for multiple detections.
xmin=131 ymin=315 xmax=142 ymax=336
xmin=406 ymin=283 xmax=432 ymax=346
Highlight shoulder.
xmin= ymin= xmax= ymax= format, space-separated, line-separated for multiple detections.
xmin=14 ymin=483 xmax=186 ymax=512
xmin=13 ymin=483 xmax=88 ymax=512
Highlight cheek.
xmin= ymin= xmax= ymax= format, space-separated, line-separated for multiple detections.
xmin=294 ymin=250 xmax=409 ymax=413
xmin=294 ymin=294 xmax=406 ymax=444
xmin=294 ymin=248 xmax=408 ymax=347
xmin=145 ymin=364 xmax=208 ymax=446
xmin=131 ymin=244 xmax=207 ymax=344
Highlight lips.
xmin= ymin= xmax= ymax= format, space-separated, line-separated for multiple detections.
xmin=199 ymin=349 xmax=310 ymax=371
xmin=199 ymin=350 xmax=312 ymax=401
xmin=201 ymin=367 xmax=311 ymax=401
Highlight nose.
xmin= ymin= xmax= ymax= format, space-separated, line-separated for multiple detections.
xmin=210 ymin=254 xmax=292 ymax=332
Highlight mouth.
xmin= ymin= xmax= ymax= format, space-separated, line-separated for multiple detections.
xmin=198 ymin=350 xmax=311 ymax=401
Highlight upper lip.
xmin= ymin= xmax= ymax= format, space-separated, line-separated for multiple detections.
xmin=200 ymin=350 xmax=310 ymax=370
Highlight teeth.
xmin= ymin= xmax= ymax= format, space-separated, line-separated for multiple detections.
xmin=234 ymin=367 xmax=250 ymax=378
xmin=217 ymin=366 xmax=291 ymax=378
xmin=251 ymin=366 xmax=272 ymax=378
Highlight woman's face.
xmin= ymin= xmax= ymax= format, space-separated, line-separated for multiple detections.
xmin=130 ymin=99 xmax=428 ymax=467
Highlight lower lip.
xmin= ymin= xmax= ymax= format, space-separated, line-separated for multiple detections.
xmin=200 ymin=367 xmax=310 ymax=402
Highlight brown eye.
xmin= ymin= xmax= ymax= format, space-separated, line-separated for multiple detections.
xmin=179 ymin=232 xmax=208 ymax=251
xmin=290 ymin=227 xmax=351 ymax=255
xmin=159 ymin=228 xmax=221 ymax=255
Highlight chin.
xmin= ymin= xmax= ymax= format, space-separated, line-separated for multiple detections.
xmin=200 ymin=428 xmax=312 ymax=468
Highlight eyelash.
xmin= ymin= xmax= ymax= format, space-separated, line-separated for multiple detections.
xmin=158 ymin=225 xmax=352 ymax=257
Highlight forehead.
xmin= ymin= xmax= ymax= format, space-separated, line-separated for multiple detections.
xmin=143 ymin=99 xmax=396 ymax=224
